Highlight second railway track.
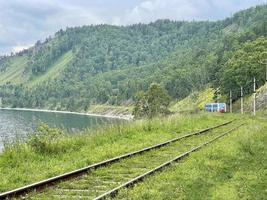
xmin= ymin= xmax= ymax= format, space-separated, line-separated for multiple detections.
xmin=1 ymin=120 xmax=241 ymax=200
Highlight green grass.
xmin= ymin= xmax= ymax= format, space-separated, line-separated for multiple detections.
xmin=115 ymin=117 xmax=267 ymax=200
xmin=170 ymin=87 xmax=215 ymax=112
xmin=0 ymin=113 xmax=232 ymax=192
xmin=0 ymin=50 xmax=73 ymax=87
xmin=88 ymin=104 xmax=134 ymax=116
xmin=29 ymin=120 xmax=238 ymax=199
xmin=26 ymin=50 xmax=73 ymax=87
xmin=233 ymin=83 xmax=267 ymax=114
xmin=1 ymin=113 xmax=265 ymax=200
xmin=0 ymin=56 xmax=28 ymax=85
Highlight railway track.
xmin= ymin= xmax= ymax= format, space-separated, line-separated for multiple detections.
xmin=0 ymin=120 xmax=242 ymax=200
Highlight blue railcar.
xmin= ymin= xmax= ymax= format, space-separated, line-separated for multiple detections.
xmin=205 ymin=103 xmax=226 ymax=113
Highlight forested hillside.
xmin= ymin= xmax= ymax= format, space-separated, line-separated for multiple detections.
xmin=0 ymin=5 xmax=266 ymax=112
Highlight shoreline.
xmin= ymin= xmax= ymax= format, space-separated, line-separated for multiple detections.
xmin=0 ymin=107 xmax=133 ymax=120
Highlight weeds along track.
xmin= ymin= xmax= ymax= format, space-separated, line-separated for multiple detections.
xmin=0 ymin=120 xmax=239 ymax=200
xmin=98 ymin=123 xmax=244 ymax=200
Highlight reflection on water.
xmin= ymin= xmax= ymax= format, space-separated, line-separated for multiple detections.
xmin=0 ymin=110 xmax=122 ymax=151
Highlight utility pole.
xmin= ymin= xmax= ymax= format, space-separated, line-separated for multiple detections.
xmin=253 ymin=77 xmax=256 ymax=116
xmin=230 ymin=90 xmax=232 ymax=113
xmin=241 ymin=86 xmax=243 ymax=114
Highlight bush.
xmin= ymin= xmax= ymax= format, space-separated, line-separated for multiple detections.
xmin=133 ymin=83 xmax=171 ymax=119
xmin=28 ymin=123 xmax=64 ymax=154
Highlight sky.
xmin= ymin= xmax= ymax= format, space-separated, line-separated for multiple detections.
xmin=0 ymin=0 xmax=266 ymax=55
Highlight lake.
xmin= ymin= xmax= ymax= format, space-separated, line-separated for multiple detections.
xmin=0 ymin=109 xmax=123 ymax=152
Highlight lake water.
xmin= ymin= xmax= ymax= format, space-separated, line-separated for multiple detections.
xmin=0 ymin=109 xmax=122 ymax=151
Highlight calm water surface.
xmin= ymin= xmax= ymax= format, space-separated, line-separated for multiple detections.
xmin=0 ymin=109 xmax=122 ymax=151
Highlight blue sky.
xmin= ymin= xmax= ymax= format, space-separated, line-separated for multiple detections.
xmin=0 ymin=0 xmax=266 ymax=55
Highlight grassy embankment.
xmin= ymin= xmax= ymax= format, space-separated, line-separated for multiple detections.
xmin=232 ymin=83 xmax=267 ymax=115
xmin=170 ymin=87 xmax=214 ymax=113
xmin=88 ymin=104 xmax=134 ymax=118
xmin=0 ymin=113 xmax=233 ymax=192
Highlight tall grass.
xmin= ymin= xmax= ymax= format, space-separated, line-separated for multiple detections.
xmin=0 ymin=113 xmax=232 ymax=192
xmin=115 ymin=116 xmax=267 ymax=200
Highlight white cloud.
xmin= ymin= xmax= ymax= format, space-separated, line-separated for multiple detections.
xmin=123 ymin=0 xmax=198 ymax=24
xmin=12 ymin=44 xmax=33 ymax=53
xmin=139 ymin=1 xmax=155 ymax=11
xmin=122 ymin=0 xmax=266 ymax=24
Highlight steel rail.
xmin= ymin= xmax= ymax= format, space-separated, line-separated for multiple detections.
xmin=94 ymin=123 xmax=244 ymax=200
xmin=0 ymin=120 xmax=234 ymax=199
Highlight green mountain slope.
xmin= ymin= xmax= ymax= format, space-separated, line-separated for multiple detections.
xmin=0 ymin=56 xmax=28 ymax=84
xmin=0 ymin=4 xmax=266 ymax=111
xmin=27 ymin=50 xmax=73 ymax=87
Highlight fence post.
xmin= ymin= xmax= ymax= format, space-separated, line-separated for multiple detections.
xmin=241 ymin=86 xmax=243 ymax=114
xmin=230 ymin=90 xmax=232 ymax=113
xmin=253 ymin=77 xmax=256 ymax=116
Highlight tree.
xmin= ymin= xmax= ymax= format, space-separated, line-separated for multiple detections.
xmin=220 ymin=37 xmax=267 ymax=99
xmin=133 ymin=83 xmax=171 ymax=118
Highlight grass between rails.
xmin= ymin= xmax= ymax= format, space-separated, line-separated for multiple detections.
xmin=30 ymin=120 xmax=238 ymax=199
xmin=0 ymin=113 xmax=233 ymax=192
xmin=115 ymin=117 xmax=267 ymax=200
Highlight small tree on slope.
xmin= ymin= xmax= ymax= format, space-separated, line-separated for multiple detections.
xmin=133 ymin=83 xmax=171 ymax=119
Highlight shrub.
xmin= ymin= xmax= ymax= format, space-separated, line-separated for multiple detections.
xmin=28 ymin=123 xmax=64 ymax=154
xmin=133 ymin=83 xmax=171 ymax=119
